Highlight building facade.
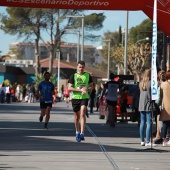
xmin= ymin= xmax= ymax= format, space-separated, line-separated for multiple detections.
xmin=6 ymin=41 xmax=103 ymax=66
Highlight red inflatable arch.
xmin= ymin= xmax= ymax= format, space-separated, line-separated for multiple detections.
xmin=0 ymin=0 xmax=170 ymax=36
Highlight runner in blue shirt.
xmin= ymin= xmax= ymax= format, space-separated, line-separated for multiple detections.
xmin=37 ymin=72 xmax=54 ymax=129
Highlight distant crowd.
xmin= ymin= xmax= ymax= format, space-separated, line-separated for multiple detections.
xmin=0 ymin=82 xmax=38 ymax=103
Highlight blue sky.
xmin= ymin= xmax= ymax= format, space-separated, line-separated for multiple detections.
xmin=0 ymin=7 xmax=148 ymax=55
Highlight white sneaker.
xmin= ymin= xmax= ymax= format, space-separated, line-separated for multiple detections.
xmin=145 ymin=142 xmax=157 ymax=147
xmin=167 ymin=140 xmax=170 ymax=145
xmin=141 ymin=142 xmax=145 ymax=146
xmin=162 ymin=142 xmax=167 ymax=147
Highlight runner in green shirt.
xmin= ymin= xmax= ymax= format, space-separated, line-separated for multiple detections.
xmin=68 ymin=60 xmax=93 ymax=142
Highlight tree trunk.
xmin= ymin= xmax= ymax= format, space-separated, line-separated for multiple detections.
xmin=35 ymin=39 xmax=40 ymax=74
xmin=49 ymin=44 xmax=54 ymax=74
xmin=49 ymin=52 xmax=53 ymax=74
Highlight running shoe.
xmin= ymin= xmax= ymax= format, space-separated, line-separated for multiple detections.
xmin=76 ymin=133 xmax=81 ymax=142
xmin=80 ymin=133 xmax=85 ymax=141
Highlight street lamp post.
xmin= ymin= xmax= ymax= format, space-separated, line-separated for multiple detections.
xmin=121 ymin=28 xmax=125 ymax=47
xmin=56 ymin=50 xmax=60 ymax=93
xmin=77 ymin=29 xmax=80 ymax=62
xmin=101 ymin=39 xmax=111 ymax=80
xmin=135 ymin=37 xmax=149 ymax=44
xmin=124 ymin=11 xmax=129 ymax=75
xmin=66 ymin=15 xmax=84 ymax=61
xmin=64 ymin=28 xmax=80 ymax=63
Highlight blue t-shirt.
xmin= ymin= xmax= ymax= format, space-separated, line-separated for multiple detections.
xmin=38 ymin=81 xmax=54 ymax=103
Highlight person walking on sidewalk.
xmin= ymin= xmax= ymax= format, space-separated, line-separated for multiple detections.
xmin=37 ymin=71 xmax=54 ymax=129
xmin=101 ymin=73 xmax=119 ymax=127
xmin=68 ymin=60 xmax=93 ymax=142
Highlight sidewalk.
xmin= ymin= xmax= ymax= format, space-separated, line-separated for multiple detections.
xmin=0 ymin=102 xmax=170 ymax=170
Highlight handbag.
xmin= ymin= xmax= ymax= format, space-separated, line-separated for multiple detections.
xmin=151 ymin=102 xmax=161 ymax=116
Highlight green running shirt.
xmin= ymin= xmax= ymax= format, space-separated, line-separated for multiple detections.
xmin=69 ymin=72 xmax=92 ymax=99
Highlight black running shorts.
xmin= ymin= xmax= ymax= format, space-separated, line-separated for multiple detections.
xmin=40 ymin=102 xmax=52 ymax=109
xmin=72 ymin=99 xmax=89 ymax=112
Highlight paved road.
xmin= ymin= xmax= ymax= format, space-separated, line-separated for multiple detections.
xmin=0 ymin=102 xmax=170 ymax=170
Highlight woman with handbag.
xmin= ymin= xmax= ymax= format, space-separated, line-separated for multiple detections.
xmin=138 ymin=68 xmax=156 ymax=146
